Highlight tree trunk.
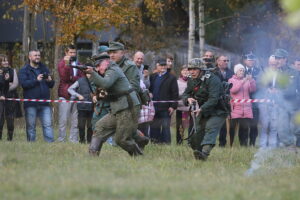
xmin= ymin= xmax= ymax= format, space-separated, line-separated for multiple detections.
xmin=198 ymin=0 xmax=205 ymax=57
xmin=22 ymin=6 xmax=30 ymax=65
xmin=22 ymin=6 xmax=36 ymax=65
xmin=52 ymin=20 xmax=62 ymax=125
xmin=188 ymin=0 xmax=195 ymax=62
xmin=92 ymin=40 xmax=98 ymax=56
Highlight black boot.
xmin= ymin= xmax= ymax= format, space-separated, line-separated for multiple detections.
xmin=89 ymin=137 xmax=103 ymax=156
xmin=79 ymin=129 xmax=86 ymax=144
xmin=128 ymin=144 xmax=144 ymax=157
xmin=134 ymin=131 xmax=149 ymax=150
xmin=7 ymin=131 xmax=13 ymax=141
xmin=193 ymin=145 xmax=213 ymax=161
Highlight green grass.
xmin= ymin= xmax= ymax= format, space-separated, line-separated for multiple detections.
xmin=0 ymin=127 xmax=300 ymax=200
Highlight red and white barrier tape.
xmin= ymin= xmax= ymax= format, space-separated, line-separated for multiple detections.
xmin=4 ymin=98 xmax=92 ymax=104
xmin=230 ymin=99 xmax=273 ymax=103
xmin=3 ymin=98 xmax=273 ymax=104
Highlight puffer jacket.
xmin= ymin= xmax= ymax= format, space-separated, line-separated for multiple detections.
xmin=229 ymin=75 xmax=256 ymax=119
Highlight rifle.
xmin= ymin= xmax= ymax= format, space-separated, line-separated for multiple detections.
xmin=183 ymin=101 xmax=198 ymax=141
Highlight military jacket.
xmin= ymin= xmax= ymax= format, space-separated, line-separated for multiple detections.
xmin=90 ymin=61 xmax=140 ymax=114
xmin=182 ymin=72 xmax=227 ymax=117
xmin=117 ymin=56 xmax=141 ymax=93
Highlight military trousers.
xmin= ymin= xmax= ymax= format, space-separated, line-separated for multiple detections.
xmin=190 ymin=114 xmax=226 ymax=151
xmin=92 ymin=105 xmax=140 ymax=154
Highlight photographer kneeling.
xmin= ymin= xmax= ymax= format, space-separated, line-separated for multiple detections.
xmin=182 ymin=58 xmax=228 ymax=160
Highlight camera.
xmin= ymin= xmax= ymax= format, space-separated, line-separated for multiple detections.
xmin=203 ymin=58 xmax=214 ymax=63
xmin=96 ymin=88 xmax=108 ymax=101
xmin=0 ymin=67 xmax=9 ymax=83
xmin=42 ymin=73 xmax=49 ymax=80
xmin=222 ymin=82 xmax=233 ymax=94
xmin=69 ymin=56 xmax=77 ymax=67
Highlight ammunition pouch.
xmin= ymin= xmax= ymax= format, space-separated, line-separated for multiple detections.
xmin=106 ymin=88 xmax=135 ymax=102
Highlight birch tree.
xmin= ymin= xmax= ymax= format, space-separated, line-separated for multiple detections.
xmin=188 ymin=0 xmax=195 ymax=62
xmin=198 ymin=0 xmax=205 ymax=57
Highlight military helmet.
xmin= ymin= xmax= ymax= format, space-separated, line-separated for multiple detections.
xmin=188 ymin=58 xmax=208 ymax=70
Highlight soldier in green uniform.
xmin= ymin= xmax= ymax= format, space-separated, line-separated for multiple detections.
xmin=107 ymin=41 xmax=149 ymax=149
xmin=182 ymin=58 xmax=228 ymax=160
xmin=85 ymin=56 xmax=143 ymax=156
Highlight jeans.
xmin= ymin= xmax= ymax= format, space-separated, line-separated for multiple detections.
xmin=150 ymin=110 xmax=171 ymax=144
xmin=25 ymin=106 xmax=54 ymax=142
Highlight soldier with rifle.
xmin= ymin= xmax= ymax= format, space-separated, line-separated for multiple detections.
xmin=85 ymin=55 xmax=143 ymax=156
xmin=182 ymin=58 xmax=229 ymax=160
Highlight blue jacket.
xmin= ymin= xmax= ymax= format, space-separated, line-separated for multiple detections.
xmin=19 ymin=63 xmax=55 ymax=108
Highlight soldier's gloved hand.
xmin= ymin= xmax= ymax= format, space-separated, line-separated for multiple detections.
xmin=187 ymin=98 xmax=197 ymax=105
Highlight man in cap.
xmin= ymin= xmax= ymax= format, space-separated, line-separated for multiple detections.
xmin=149 ymin=58 xmax=179 ymax=144
xmin=292 ymin=59 xmax=300 ymax=147
xmin=242 ymin=52 xmax=261 ymax=146
xmin=270 ymin=49 xmax=298 ymax=147
xmin=182 ymin=58 xmax=228 ymax=160
xmin=86 ymin=55 xmax=143 ymax=156
xmin=107 ymin=41 xmax=149 ymax=148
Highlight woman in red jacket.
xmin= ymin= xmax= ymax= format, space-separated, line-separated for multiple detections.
xmin=228 ymin=64 xmax=256 ymax=146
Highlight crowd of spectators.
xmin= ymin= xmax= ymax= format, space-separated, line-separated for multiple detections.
xmin=0 ymin=44 xmax=300 ymax=151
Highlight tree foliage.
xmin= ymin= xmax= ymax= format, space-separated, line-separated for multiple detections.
xmin=22 ymin=0 xmax=164 ymax=45
xmin=281 ymin=0 xmax=300 ymax=27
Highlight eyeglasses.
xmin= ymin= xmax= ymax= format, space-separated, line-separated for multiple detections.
xmin=221 ymin=60 xmax=229 ymax=62
xmin=244 ymin=54 xmax=256 ymax=60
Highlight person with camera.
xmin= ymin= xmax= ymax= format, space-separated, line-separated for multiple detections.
xmin=0 ymin=54 xmax=11 ymax=140
xmin=0 ymin=54 xmax=22 ymax=141
xmin=19 ymin=50 xmax=55 ymax=142
xmin=228 ymin=64 xmax=256 ymax=146
xmin=57 ymin=44 xmax=84 ymax=143
xmin=85 ymin=56 xmax=143 ymax=157
xmin=215 ymin=55 xmax=234 ymax=147
xmin=182 ymin=58 xmax=228 ymax=160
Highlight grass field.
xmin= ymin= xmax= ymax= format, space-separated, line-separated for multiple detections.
xmin=0 ymin=127 xmax=300 ymax=200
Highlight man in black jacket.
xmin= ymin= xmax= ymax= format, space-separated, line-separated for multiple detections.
xmin=149 ymin=58 xmax=179 ymax=144
xmin=215 ymin=55 xmax=234 ymax=147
